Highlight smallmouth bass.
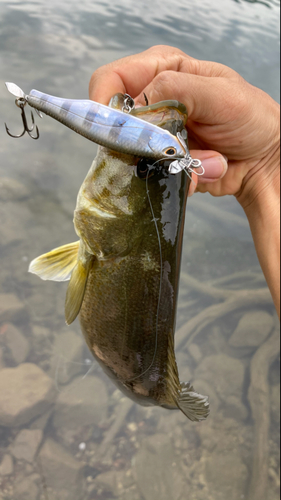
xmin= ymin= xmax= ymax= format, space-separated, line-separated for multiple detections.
xmin=29 ymin=96 xmax=209 ymax=422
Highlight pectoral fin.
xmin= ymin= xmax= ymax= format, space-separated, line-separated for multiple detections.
xmin=28 ymin=241 xmax=80 ymax=281
xmin=65 ymin=245 xmax=94 ymax=325
xmin=177 ymin=382 xmax=210 ymax=422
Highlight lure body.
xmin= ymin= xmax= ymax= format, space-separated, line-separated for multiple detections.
xmin=5 ymin=82 xmax=204 ymax=175
xmin=26 ymin=90 xmax=187 ymax=160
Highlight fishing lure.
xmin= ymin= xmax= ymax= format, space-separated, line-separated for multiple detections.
xmin=4 ymin=82 xmax=204 ymax=177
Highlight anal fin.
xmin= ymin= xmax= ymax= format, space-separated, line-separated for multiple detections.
xmin=177 ymin=382 xmax=210 ymax=422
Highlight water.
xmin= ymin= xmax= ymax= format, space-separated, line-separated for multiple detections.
xmin=0 ymin=0 xmax=280 ymax=499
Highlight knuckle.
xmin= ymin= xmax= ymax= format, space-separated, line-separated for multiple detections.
xmin=89 ymin=66 xmax=105 ymax=86
xmin=154 ymin=71 xmax=172 ymax=87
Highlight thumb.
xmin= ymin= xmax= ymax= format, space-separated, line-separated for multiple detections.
xmin=188 ymin=150 xmax=228 ymax=196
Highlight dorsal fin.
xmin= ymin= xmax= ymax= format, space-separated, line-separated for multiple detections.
xmin=28 ymin=241 xmax=80 ymax=281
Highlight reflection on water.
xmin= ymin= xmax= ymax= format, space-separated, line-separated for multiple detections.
xmin=0 ymin=0 xmax=280 ymax=499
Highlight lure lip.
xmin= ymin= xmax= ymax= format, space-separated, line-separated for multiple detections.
xmin=5 ymin=82 xmax=26 ymax=100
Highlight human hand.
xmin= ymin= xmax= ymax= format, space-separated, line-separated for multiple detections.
xmin=89 ymin=45 xmax=280 ymax=204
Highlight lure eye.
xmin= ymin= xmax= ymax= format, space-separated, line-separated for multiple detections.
xmin=163 ymin=147 xmax=177 ymax=156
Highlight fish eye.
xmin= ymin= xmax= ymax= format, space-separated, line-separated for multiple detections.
xmin=137 ymin=158 xmax=155 ymax=179
xmin=163 ymin=147 xmax=177 ymax=156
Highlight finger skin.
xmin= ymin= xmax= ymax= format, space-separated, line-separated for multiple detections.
xmin=89 ymin=45 xmax=236 ymax=105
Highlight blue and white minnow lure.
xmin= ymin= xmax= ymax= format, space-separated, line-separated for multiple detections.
xmin=4 ymin=82 xmax=204 ymax=176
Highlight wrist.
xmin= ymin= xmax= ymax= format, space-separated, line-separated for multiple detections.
xmin=237 ymin=140 xmax=280 ymax=212
xmin=237 ymin=143 xmax=280 ymax=314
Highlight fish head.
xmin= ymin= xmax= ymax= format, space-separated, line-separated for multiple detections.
xmin=74 ymin=95 xmax=190 ymax=259
xmin=132 ymin=99 xmax=188 ymax=160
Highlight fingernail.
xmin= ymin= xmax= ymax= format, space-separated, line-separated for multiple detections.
xmin=201 ymin=155 xmax=228 ymax=180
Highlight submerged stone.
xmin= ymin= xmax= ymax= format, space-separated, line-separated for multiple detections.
xmin=195 ymin=354 xmax=245 ymax=400
xmin=52 ymin=375 xmax=108 ymax=430
xmin=14 ymin=474 xmax=40 ymax=500
xmin=0 ymin=177 xmax=29 ymax=201
xmin=204 ymin=452 xmax=248 ymax=500
xmin=0 ymin=363 xmax=56 ymax=427
xmin=229 ymin=310 xmax=274 ymax=347
xmin=0 ymin=454 xmax=13 ymax=476
xmin=133 ymin=434 xmax=186 ymax=500
xmin=0 ymin=293 xmax=26 ymax=323
xmin=0 ymin=323 xmax=30 ymax=365
xmin=50 ymin=329 xmax=84 ymax=385
xmin=39 ymin=438 xmax=84 ymax=500
xmin=11 ymin=428 xmax=43 ymax=462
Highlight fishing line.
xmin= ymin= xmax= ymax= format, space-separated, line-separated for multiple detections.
xmin=183 ymin=168 xmax=196 ymax=185
xmin=125 ymin=167 xmax=163 ymax=383
xmin=54 ymin=354 xmax=96 ymax=390
xmin=125 ymin=149 xmax=201 ymax=383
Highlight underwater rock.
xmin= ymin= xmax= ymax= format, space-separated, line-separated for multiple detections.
xmin=121 ymin=491 xmax=143 ymax=500
xmin=50 ymin=329 xmax=84 ymax=385
xmin=0 ymin=201 xmax=30 ymax=246
xmin=14 ymin=473 xmax=40 ymax=500
xmin=224 ymin=395 xmax=249 ymax=421
xmin=156 ymin=409 xmax=186 ymax=436
xmin=0 ymin=177 xmax=29 ymax=201
xmin=52 ymin=375 xmax=108 ymax=430
xmin=94 ymin=470 xmax=133 ymax=497
xmin=0 ymin=454 xmax=13 ymax=476
xmin=229 ymin=310 xmax=274 ymax=347
xmin=204 ymin=451 xmax=249 ymax=500
xmin=188 ymin=343 xmax=203 ymax=363
xmin=38 ymin=438 xmax=84 ymax=500
xmin=11 ymin=428 xmax=43 ymax=462
xmin=176 ymin=351 xmax=193 ymax=384
xmin=0 ymin=363 xmax=56 ymax=427
xmin=0 ymin=322 xmax=29 ymax=365
xmin=133 ymin=434 xmax=186 ymax=500
xmin=0 ymin=346 xmax=6 ymax=370
xmin=195 ymin=354 xmax=245 ymax=400
xmin=32 ymin=325 xmax=51 ymax=339
xmin=29 ymin=408 xmax=53 ymax=431
xmin=271 ymin=384 xmax=280 ymax=423
xmin=0 ymin=293 xmax=26 ymax=323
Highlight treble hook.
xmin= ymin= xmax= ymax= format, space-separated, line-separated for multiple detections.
xmin=5 ymin=98 xmax=39 ymax=139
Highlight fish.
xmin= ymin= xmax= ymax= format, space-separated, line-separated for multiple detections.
xmin=29 ymin=94 xmax=210 ymax=422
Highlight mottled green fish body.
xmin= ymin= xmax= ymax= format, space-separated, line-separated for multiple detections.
xmin=29 ymin=96 xmax=209 ymax=421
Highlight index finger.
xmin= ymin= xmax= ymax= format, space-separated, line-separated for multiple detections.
xmin=89 ymin=45 xmax=233 ymax=104
xmin=89 ymin=46 xmax=188 ymax=104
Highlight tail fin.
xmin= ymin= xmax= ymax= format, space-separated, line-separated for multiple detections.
xmin=177 ymin=382 xmax=210 ymax=422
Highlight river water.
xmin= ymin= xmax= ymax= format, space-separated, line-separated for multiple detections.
xmin=0 ymin=0 xmax=280 ymax=499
